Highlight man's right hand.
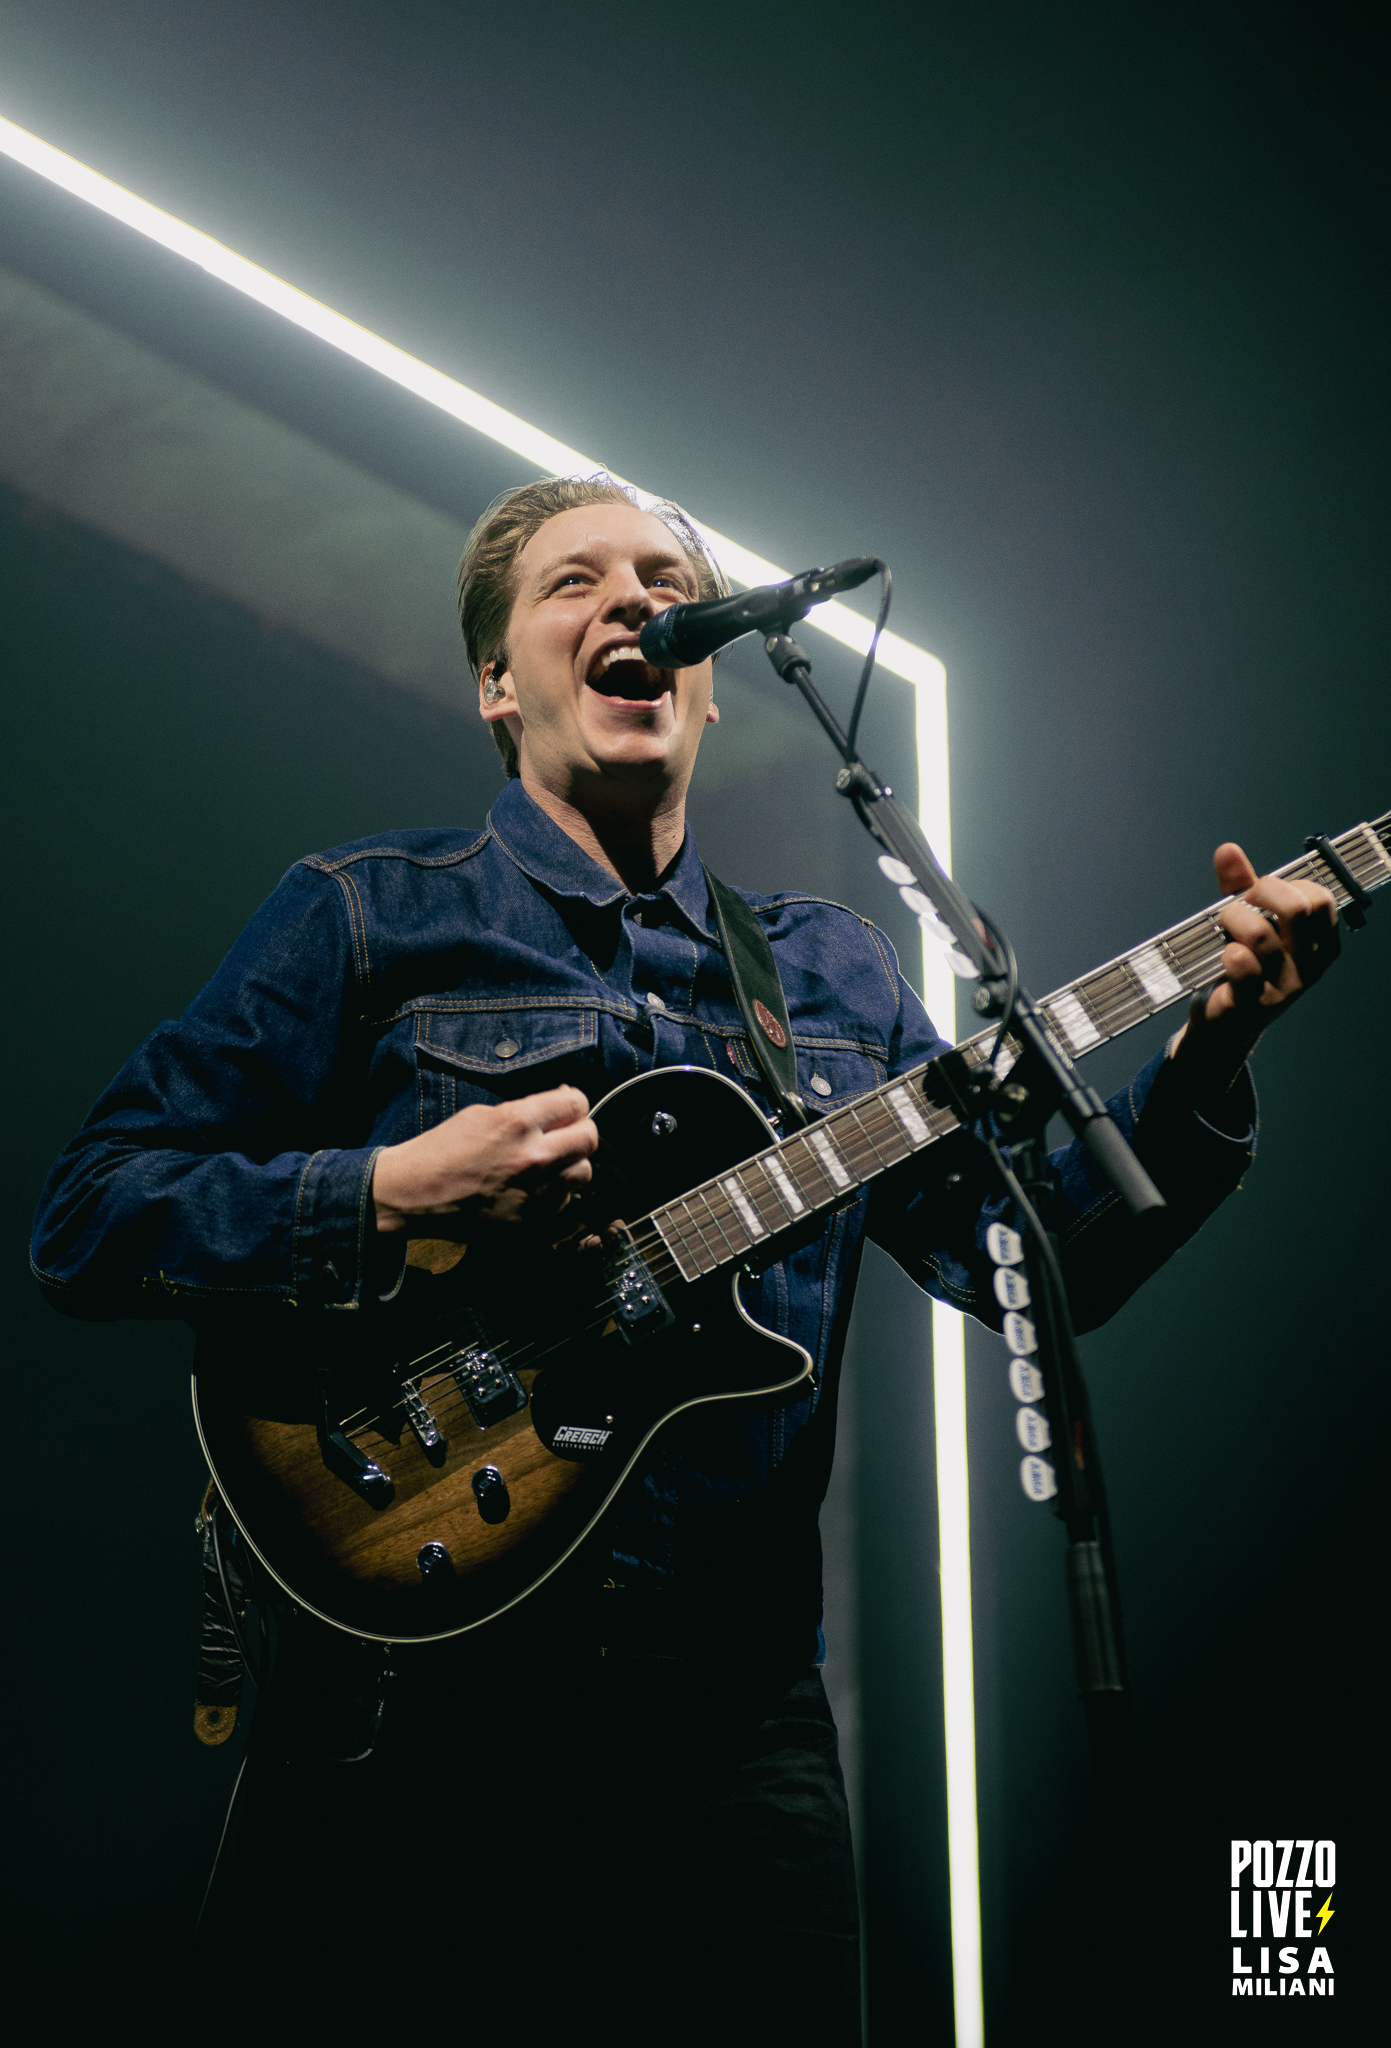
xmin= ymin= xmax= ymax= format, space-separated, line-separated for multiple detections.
xmin=371 ymin=1085 xmax=598 ymax=1236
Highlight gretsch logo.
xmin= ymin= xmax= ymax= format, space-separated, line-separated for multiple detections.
xmin=552 ymin=1425 xmax=612 ymax=1450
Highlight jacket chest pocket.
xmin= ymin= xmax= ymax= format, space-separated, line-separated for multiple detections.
xmin=794 ymin=1042 xmax=887 ymax=1105
xmin=412 ymin=1006 xmax=599 ymax=1126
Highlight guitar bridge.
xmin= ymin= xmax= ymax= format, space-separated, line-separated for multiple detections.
xmin=446 ymin=1345 xmax=527 ymax=1432
xmin=610 ymin=1250 xmax=674 ymax=1345
xmin=402 ymin=1380 xmax=447 ymax=1463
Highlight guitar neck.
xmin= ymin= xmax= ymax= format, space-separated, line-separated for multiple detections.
xmin=649 ymin=810 xmax=1391 ymax=1284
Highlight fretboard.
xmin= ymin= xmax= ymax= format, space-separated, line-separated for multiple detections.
xmin=648 ymin=810 xmax=1391 ymax=1283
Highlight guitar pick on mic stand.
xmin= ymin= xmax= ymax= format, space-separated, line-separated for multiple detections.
xmin=760 ymin=611 xmax=1168 ymax=1789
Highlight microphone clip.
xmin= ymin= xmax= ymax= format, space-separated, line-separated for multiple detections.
xmin=763 ymin=632 xmax=812 ymax=683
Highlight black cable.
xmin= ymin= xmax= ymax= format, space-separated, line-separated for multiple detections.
xmin=843 ymin=560 xmax=892 ymax=757
xmin=976 ymin=907 xmax=1020 ymax=1067
xmin=195 ymin=1755 xmax=247 ymax=1931
xmin=983 ymin=1133 xmax=1071 ymax=1324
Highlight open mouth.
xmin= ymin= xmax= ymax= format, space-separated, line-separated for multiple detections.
xmin=586 ymin=644 xmax=670 ymax=702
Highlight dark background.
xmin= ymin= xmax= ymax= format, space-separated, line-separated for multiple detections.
xmin=1 ymin=3 xmax=1385 ymax=2036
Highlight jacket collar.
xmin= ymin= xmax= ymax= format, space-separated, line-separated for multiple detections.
xmin=486 ymin=776 xmax=716 ymax=937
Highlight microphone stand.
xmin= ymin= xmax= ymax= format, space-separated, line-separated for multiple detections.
xmin=763 ymin=628 xmax=1162 ymax=1785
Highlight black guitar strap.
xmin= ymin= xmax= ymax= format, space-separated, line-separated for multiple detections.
xmin=703 ymin=866 xmax=811 ymax=1131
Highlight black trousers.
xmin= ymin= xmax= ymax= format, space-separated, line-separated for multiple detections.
xmin=214 ymin=1640 xmax=862 ymax=2045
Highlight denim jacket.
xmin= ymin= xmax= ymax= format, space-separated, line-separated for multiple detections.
xmin=32 ymin=778 xmax=1254 ymax=1658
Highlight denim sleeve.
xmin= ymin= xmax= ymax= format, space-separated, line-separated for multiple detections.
xmin=867 ymin=968 xmax=1257 ymax=1336
xmin=31 ymin=862 xmax=401 ymax=1322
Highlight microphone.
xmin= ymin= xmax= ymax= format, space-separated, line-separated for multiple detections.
xmin=638 ymin=557 xmax=880 ymax=670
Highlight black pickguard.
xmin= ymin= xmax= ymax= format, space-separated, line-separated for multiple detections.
xmin=585 ymin=1063 xmax=782 ymax=1226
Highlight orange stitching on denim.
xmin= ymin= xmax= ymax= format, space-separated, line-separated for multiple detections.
xmin=920 ymin=1251 xmax=977 ymax=1310
xmin=65 ymin=1266 xmax=296 ymax=1301
xmin=321 ymin=871 xmax=367 ymax=992
xmin=1061 ymin=1192 xmax=1121 ymax=1244
xmin=863 ymin=922 xmax=907 ymax=1006
xmin=341 ymin=872 xmax=372 ymax=990
xmin=303 ymin=830 xmax=490 ymax=874
xmin=752 ymin=892 xmax=904 ymax=1007
xmin=344 ymin=1149 xmax=379 ymax=1309
xmin=388 ymin=994 xmax=632 ymax=1027
xmin=291 ymin=1151 xmax=318 ymax=1301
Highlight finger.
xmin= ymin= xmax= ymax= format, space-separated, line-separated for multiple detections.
xmin=1219 ymin=900 xmax=1284 ymax=956
xmin=524 ymin=1084 xmax=594 ymax=1131
xmin=1216 ymin=941 xmax=1269 ymax=1006
xmin=1218 ymin=907 xmax=1289 ymax=991
xmin=1243 ymin=873 xmax=1337 ymax=926
xmin=1213 ymin=842 xmax=1258 ymax=896
xmin=524 ymin=1116 xmax=600 ymax=1171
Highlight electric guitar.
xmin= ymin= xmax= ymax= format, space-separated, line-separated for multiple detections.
xmin=193 ymin=812 xmax=1390 ymax=1641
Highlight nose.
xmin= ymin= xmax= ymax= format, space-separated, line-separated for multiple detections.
xmin=603 ymin=564 xmax=664 ymax=626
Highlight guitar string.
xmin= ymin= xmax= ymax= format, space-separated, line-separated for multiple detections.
xmin=331 ymin=1221 xmax=695 ymax=1438
xmin=632 ymin=848 xmax=1332 ymax=1252
xmin=337 ymin=825 xmax=1391 ymax=1443
xmin=339 ymin=918 xmax=1302 ymax=1442
xmin=343 ymin=1231 xmax=706 ymax=1446
xmin=341 ymin=1104 xmax=917 ymax=1446
xmin=338 ymin=912 xmax=1217 ymax=1445
xmin=340 ymin=1276 xmax=673 ymax=1440
xmin=583 ymin=837 xmax=1388 ymax=1277
xmin=352 ymin=890 xmax=1339 ymax=1418
xmin=612 ymin=891 xmax=1340 ymax=1283
xmin=338 ymin=1240 xmax=695 ymax=1444
xmin=340 ymin=1183 xmax=822 ymax=1442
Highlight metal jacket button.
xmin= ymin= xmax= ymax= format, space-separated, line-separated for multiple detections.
xmin=644 ymin=992 xmax=666 ymax=1010
xmin=494 ymin=1038 xmax=520 ymax=1058
xmin=809 ymin=1074 xmax=832 ymax=1097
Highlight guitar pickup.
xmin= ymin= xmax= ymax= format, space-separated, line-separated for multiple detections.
xmin=610 ymin=1251 xmax=674 ymax=1345
xmin=446 ymin=1345 xmax=527 ymax=1432
xmin=402 ymin=1380 xmax=447 ymax=1463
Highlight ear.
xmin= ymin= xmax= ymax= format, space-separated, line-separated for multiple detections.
xmin=479 ymin=660 xmax=512 ymax=722
xmin=705 ymin=701 xmax=720 ymax=724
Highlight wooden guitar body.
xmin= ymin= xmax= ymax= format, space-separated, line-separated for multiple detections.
xmin=192 ymin=1067 xmax=814 ymax=1643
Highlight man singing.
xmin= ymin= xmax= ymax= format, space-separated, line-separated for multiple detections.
xmin=31 ymin=476 xmax=1335 ymax=2042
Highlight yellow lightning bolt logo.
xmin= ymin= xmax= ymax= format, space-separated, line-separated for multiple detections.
xmin=1316 ymin=1894 xmax=1334 ymax=1936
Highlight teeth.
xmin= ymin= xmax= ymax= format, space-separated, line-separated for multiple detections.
xmin=601 ymin=646 xmax=645 ymax=668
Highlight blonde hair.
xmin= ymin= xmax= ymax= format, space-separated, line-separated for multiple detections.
xmin=457 ymin=474 xmax=729 ymax=776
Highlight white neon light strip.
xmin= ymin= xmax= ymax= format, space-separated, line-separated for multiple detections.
xmin=917 ymin=683 xmax=985 ymax=2048
xmin=932 ymin=1306 xmax=983 ymax=2048
xmin=0 ymin=115 xmax=942 ymax=693
xmin=0 ymin=107 xmax=981 ymax=2047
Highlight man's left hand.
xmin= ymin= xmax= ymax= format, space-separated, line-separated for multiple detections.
xmin=1167 ymin=841 xmax=1340 ymax=1104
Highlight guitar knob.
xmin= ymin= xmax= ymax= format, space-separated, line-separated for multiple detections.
xmin=416 ymin=1541 xmax=453 ymax=1579
xmin=650 ymin=1111 xmax=677 ymax=1139
xmin=471 ymin=1465 xmax=511 ymax=1524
